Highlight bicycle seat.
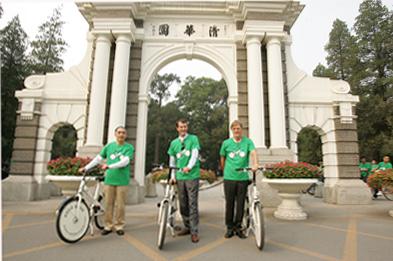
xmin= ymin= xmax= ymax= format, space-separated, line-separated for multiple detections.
xmin=96 ymin=176 xmax=105 ymax=182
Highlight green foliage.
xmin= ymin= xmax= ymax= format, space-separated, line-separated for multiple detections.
xmin=312 ymin=63 xmax=335 ymax=78
xmin=51 ymin=125 xmax=77 ymax=160
xmin=150 ymin=73 xmax=180 ymax=106
xmin=264 ymin=161 xmax=321 ymax=179
xmin=47 ymin=157 xmax=104 ymax=176
xmin=0 ymin=16 xmax=30 ymax=166
xmin=0 ymin=3 xmax=3 ymax=18
xmin=297 ymin=128 xmax=322 ymax=165
xmin=30 ymin=6 xmax=67 ymax=74
xmin=150 ymin=168 xmax=217 ymax=184
xmin=314 ymin=0 xmax=393 ymax=162
xmin=176 ymin=76 xmax=228 ymax=170
xmin=145 ymin=75 xmax=228 ymax=172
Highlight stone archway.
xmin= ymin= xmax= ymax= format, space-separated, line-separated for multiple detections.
xmin=134 ymin=43 xmax=238 ymax=187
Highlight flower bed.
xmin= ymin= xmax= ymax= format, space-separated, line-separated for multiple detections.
xmin=264 ymin=161 xmax=321 ymax=179
xmin=151 ymin=168 xmax=217 ymax=184
xmin=47 ymin=157 xmax=104 ymax=176
xmin=367 ymin=169 xmax=393 ymax=190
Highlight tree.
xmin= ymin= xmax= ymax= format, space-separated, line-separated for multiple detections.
xmin=325 ymin=19 xmax=357 ymax=82
xmin=312 ymin=63 xmax=335 ymax=78
xmin=30 ymin=6 xmax=67 ymax=74
xmin=297 ymin=128 xmax=322 ymax=165
xmin=51 ymin=125 xmax=77 ymax=159
xmin=1 ymin=16 xmax=30 ymax=169
xmin=148 ymin=73 xmax=181 ymax=164
xmin=176 ymin=76 xmax=228 ymax=170
xmin=0 ymin=3 xmax=3 ymax=18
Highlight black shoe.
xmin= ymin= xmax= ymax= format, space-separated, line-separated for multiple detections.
xmin=101 ymin=229 xmax=112 ymax=236
xmin=235 ymin=229 xmax=247 ymax=239
xmin=116 ymin=230 xmax=125 ymax=236
xmin=176 ymin=228 xmax=191 ymax=236
xmin=224 ymin=229 xmax=234 ymax=238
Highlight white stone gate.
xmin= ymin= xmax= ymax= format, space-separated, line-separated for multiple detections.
xmin=4 ymin=1 xmax=370 ymax=205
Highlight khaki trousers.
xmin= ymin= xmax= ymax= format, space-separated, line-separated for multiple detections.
xmin=104 ymin=185 xmax=128 ymax=231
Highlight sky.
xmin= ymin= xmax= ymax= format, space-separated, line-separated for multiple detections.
xmin=1 ymin=0 xmax=393 ymax=83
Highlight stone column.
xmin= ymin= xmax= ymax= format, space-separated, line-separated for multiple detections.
xmin=134 ymin=94 xmax=149 ymax=187
xmin=81 ymin=34 xmax=112 ymax=155
xmin=246 ymin=37 xmax=266 ymax=148
xmin=266 ymin=37 xmax=287 ymax=149
xmin=107 ymin=34 xmax=131 ymax=141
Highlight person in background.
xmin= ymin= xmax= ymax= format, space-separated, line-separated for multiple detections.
xmin=359 ymin=156 xmax=371 ymax=183
xmin=371 ymin=159 xmax=379 ymax=172
xmin=372 ymin=156 xmax=393 ymax=199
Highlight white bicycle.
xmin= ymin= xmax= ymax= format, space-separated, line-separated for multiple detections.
xmin=55 ymin=169 xmax=105 ymax=243
xmin=153 ymin=165 xmax=180 ymax=250
xmin=236 ymin=167 xmax=265 ymax=250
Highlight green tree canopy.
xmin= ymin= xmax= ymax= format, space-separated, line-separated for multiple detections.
xmin=1 ymin=16 xmax=30 ymax=167
xmin=30 ymin=6 xmax=67 ymax=74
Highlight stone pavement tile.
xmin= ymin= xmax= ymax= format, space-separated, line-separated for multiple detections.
xmin=357 ymin=235 xmax=393 ymax=261
xmin=4 ymin=234 xmax=149 ymax=261
xmin=3 ymin=220 xmax=63 ymax=255
xmin=266 ymin=221 xmax=345 ymax=260
xmin=191 ymin=236 xmax=325 ymax=261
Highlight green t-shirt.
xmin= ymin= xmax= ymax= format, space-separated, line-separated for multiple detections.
xmin=359 ymin=162 xmax=371 ymax=177
xmin=377 ymin=162 xmax=393 ymax=170
xmin=371 ymin=164 xmax=379 ymax=172
xmin=220 ymin=137 xmax=255 ymax=181
xmin=99 ymin=142 xmax=134 ymax=186
xmin=167 ymin=134 xmax=200 ymax=180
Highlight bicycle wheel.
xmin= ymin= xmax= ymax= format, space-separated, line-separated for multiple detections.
xmin=307 ymin=184 xmax=316 ymax=196
xmin=253 ymin=203 xmax=265 ymax=251
xmin=94 ymin=194 xmax=105 ymax=230
xmin=157 ymin=201 xmax=169 ymax=249
xmin=382 ymin=186 xmax=393 ymax=201
xmin=56 ymin=197 xmax=90 ymax=243
xmin=242 ymin=197 xmax=250 ymax=230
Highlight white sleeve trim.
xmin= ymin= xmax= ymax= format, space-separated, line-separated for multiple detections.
xmin=187 ymin=149 xmax=199 ymax=169
xmin=84 ymin=155 xmax=103 ymax=171
xmin=108 ymin=156 xmax=130 ymax=169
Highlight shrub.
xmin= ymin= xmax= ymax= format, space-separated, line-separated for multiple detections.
xmin=367 ymin=169 xmax=393 ymax=190
xmin=47 ymin=157 xmax=103 ymax=176
xmin=264 ymin=161 xmax=321 ymax=179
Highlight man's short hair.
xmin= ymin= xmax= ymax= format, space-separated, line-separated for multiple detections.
xmin=176 ymin=118 xmax=188 ymax=127
xmin=114 ymin=126 xmax=126 ymax=133
xmin=230 ymin=120 xmax=243 ymax=129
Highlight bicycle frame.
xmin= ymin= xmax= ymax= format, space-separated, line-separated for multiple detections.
xmin=244 ymin=170 xmax=262 ymax=237
xmin=73 ymin=172 xmax=105 ymax=235
xmin=157 ymin=167 xmax=179 ymax=237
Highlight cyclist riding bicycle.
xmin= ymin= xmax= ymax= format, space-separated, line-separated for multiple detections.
xmin=220 ymin=120 xmax=259 ymax=239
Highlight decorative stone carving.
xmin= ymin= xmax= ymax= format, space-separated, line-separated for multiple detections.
xmin=339 ymin=102 xmax=354 ymax=124
xmin=20 ymin=98 xmax=35 ymax=120
xmin=331 ymin=80 xmax=350 ymax=94
xmin=24 ymin=75 xmax=45 ymax=90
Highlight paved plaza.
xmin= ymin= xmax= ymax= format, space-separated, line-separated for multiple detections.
xmin=2 ymin=185 xmax=393 ymax=261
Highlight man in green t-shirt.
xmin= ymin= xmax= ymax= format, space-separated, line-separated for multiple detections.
xmin=219 ymin=120 xmax=258 ymax=239
xmin=359 ymin=157 xmax=371 ymax=183
xmin=80 ymin=126 xmax=134 ymax=236
xmin=167 ymin=119 xmax=201 ymax=243
xmin=372 ymin=156 xmax=393 ymax=198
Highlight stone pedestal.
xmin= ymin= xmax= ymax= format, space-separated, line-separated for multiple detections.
xmin=126 ymin=181 xmax=145 ymax=205
xmin=145 ymin=174 xmax=157 ymax=198
xmin=256 ymin=148 xmax=295 ymax=207
xmin=324 ymin=179 xmax=371 ymax=205
xmin=2 ymin=176 xmax=50 ymax=201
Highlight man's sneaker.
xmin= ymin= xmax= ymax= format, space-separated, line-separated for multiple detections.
xmin=176 ymin=228 xmax=191 ymax=236
xmin=235 ymin=229 xmax=247 ymax=239
xmin=191 ymin=234 xmax=199 ymax=243
xmin=116 ymin=230 xmax=125 ymax=236
xmin=101 ymin=229 xmax=112 ymax=236
xmin=224 ymin=229 xmax=234 ymax=238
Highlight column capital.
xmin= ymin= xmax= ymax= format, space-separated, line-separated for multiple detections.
xmin=227 ymin=95 xmax=238 ymax=105
xmin=138 ymin=94 xmax=149 ymax=104
xmin=92 ymin=18 xmax=136 ymax=42
xmin=94 ymin=33 xmax=113 ymax=44
xmin=242 ymin=20 xmax=285 ymax=44
xmin=115 ymin=34 xmax=132 ymax=45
